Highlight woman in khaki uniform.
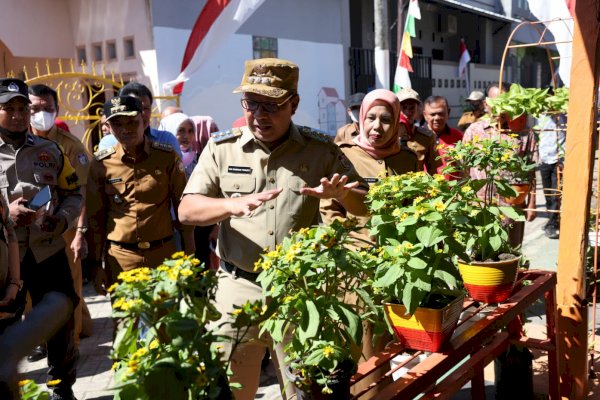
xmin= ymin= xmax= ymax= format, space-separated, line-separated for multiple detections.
xmin=321 ymin=88 xmax=420 ymax=399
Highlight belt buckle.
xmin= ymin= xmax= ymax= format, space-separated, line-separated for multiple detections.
xmin=138 ymin=241 xmax=150 ymax=250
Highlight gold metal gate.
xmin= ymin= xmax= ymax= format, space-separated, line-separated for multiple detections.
xmin=8 ymin=59 xmax=179 ymax=152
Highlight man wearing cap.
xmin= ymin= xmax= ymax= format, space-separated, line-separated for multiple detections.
xmin=422 ymin=95 xmax=463 ymax=179
xmin=0 ymin=78 xmax=82 ymax=400
xmin=87 ymin=96 xmax=192 ymax=298
xmin=334 ymin=92 xmax=365 ymax=144
xmin=178 ymin=57 xmax=368 ymax=399
xmin=97 ymin=82 xmax=182 ymax=158
xmin=396 ymin=87 xmax=442 ymax=174
xmin=457 ymin=90 xmax=486 ymax=131
xmin=28 ymin=84 xmax=93 ymax=355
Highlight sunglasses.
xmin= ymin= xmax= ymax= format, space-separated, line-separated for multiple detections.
xmin=240 ymin=94 xmax=294 ymax=114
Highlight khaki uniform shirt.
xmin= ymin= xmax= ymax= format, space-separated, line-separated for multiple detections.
xmin=320 ymin=141 xmax=419 ymax=228
xmin=334 ymin=122 xmax=359 ymax=145
xmin=87 ymin=139 xmax=188 ymax=262
xmin=406 ymin=126 xmax=442 ymax=173
xmin=183 ymin=123 xmax=367 ymax=272
xmin=0 ymin=133 xmax=82 ymax=262
xmin=47 ymin=126 xmax=90 ymax=185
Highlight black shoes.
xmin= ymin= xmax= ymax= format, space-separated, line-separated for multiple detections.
xmin=544 ymin=223 xmax=559 ymax=239
xmin=27 ymin=344 xmax=48 ymax=362
xmin=50 ymin=387 xmax=77 ymax=400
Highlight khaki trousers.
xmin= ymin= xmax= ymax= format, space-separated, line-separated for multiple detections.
xmin=211 ymin=268 xmax=296 ymax=400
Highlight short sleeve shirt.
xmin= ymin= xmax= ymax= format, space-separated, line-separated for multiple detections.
xmin=48 ymin=126 xmax=90 ymax=184
xmin=183 ymin=123 xmax=367 ymax=271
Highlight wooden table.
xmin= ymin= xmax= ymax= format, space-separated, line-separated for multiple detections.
xmin=351 ymin=270 xmax=558 ymax=399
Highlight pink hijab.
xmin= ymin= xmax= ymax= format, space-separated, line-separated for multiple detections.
xmin=353 ymin=89 xmax=402 ymax=160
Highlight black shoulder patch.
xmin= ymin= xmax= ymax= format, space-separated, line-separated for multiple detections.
xmin=211 ymin=128 xmax=242 ymax=144
xmin=94 ymin=146 xmax=116 ymax=161
xmin=151 ymin=141 xmax=174 ymax=152
xmin=298 ymin=126 xmax=332 ymax=143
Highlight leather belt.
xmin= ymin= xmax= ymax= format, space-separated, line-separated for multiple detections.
xmin=220 ymin=260 xmax=260 ymax=282
xmin=109 ymin=235 xmax=173 ymax=250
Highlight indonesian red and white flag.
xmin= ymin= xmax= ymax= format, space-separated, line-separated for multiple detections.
xmin=458 ymin=38 xmax=471 ymax=78
xmin=527 ymin=0 xmax=574 ymax=87
xmin=393 ymin=0 xmax=421 ymax=92
xmin=163 ymin=0 xmax=265 ymax=95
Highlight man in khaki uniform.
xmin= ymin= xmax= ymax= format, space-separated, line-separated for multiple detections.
xmin=0 ymin=78 xmax=82 ymax=400
xmin=29 ymin=84 xmax=92 ymax=352
xmin=457 ymin=90 xmax=486 ymax=132
xmin=178 ymin=58 xmax=368 ymax=400
xmin=87 ymin=96 xmax=193 ymax=296
xmin=396 ymin=87 xmax=442 ymax=173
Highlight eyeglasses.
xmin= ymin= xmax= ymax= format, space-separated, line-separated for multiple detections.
xmin=240 ymin=94 xmax=294 ymax=114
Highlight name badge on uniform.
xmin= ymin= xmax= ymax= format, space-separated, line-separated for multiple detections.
xmin=364 ymin=177 xmax=379 ymax=184
xmin=107 ymin=177 xmax=122 ymax=184
xmin=228 ymin=166 xmax=252 ymax=174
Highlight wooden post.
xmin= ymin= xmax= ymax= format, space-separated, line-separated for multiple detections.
xmin=556 ymin=1 xmax=600 ymax=398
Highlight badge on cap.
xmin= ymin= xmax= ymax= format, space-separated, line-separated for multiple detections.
xmin=7 ymin=83 xmax=19 ymax=92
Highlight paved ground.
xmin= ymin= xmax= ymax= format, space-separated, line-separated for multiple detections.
xmin=17 ymin=172 xmax=600 ymax=399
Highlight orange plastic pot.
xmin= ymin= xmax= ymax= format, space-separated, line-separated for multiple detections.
xmin=383 ymin=293 xmax=464 ymax=352
xmin=502 ymin=183 xmax=530 ymax=205
xmin=457 ymin=256 xmax=520 ymax=303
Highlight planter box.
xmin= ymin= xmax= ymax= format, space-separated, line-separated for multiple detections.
xmin=383 ymin=294 xmax=464 ymax=352
xmin=502 ymin=183 xmax=530 ymax=205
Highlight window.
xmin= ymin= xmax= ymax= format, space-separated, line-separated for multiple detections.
xmin=106 ymin=40 xmax=117 ymax=61
xmin=92 ymin=43 xmax=103 ymax=62
xmin=76 ymin=46 xmax=87 ymax=65
xmin=252 ymin=36 xmax=277 ymax=59
xmin=431 ymin=49 xmax=444 ymax=60
xmin=124 ymin=37 xmax=135 ymax=58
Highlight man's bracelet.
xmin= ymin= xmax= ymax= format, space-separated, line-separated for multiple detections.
xmin=9 ymin=279 xmax=23 ymax=291
xmin=76 ymin=226 xmax=88 ymax=233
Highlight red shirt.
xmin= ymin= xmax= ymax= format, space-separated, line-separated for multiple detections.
xmin=435 ymin=125 xmax=463 ymax=179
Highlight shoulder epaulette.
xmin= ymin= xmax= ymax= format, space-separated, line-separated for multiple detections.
xmin=151 ymin=141 xmax=174 ymax=152
xmin=298 ymin=126 xmax=332 ymax=143
xmin=211 ymin=128 xmax=242 ymax=143
xmin=94 ymin=146 xmax=116 ymax=161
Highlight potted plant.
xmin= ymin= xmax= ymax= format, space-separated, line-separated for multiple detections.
xmin=109 ymin=253 xmax=236 ymax=400
xmin=244 ymin=220 xmax=372 ymax=398
xmin=360 ymin=171 xmax=464 ymax=352
xmin=486 ymin=84 xmax=550 ymax=128
xmin=441 ymin=135 xmax=535 ymax=303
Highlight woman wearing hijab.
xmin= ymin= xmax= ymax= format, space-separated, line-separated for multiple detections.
xmin=320 ymin=88 xmax=419 ymax=399
xmin=160 ymin=112 xmax=218 ymax=269
xmin=321 ymin=88 xmax=418 ymax=227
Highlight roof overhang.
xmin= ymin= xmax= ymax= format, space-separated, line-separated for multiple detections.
xmin=429 ymin=0 xmax=520 ymax=24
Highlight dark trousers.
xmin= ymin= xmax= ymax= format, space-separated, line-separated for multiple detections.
xmin=194 ymin=225 xmax=215 ymax=268
xmin=1 ymin=249 xmax=78 ymax=389
xmin=539 ymin=162 xmax=561 ymax=226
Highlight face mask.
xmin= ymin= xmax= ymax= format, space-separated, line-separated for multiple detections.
xmin=349 ymin=109 xmax=360 ymax=123
xmin=467 ymin=102 xmax=480 ymax=112
xmin=30 ymin=111 xmax=56 ymax=131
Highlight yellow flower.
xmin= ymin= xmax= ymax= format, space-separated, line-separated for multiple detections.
xmin=414 ymin=207 xmax=426 ymax=217
xmin=322 ymin=345 xmax=335 ymax=358
xmin=428 ymin=187 xmax=440 ymax=197
xmin=190 ymin=258 xmax=201 ymax=266
xmin=231 ymin=309 xmax=242 ymax=316
xmin=107 ymin=283 xmax=119 ymax=293
xmin=157 ymin=265 xmax=169 ymax=271
xmin=434 ymin=174 xmax=445 ymax=182
xmin=404 ymin=243 xmax=414 ymax=250
xmin=149 ymin=339 xmax=159 ymax=350
xmin=171 ymin=251 xmax=185 ymax=259
xmin=461 ymin=186 xmax=472 ymax=193
xmin=413 ymin=196 xmax=424 ymax=204
xmin=284 ymin=251 xmax=296 ymax=263
xmin=400 ymin=213 xmax=409 ymax=221
xmin=180 ymin=268 xmax=193 ymax=277
xmin=434 ymin=200 xmax=446 ymax=212
xmin=112 ymin=362 xmax=119 ymax=370
xmin=392 ymin=208 xmax=402 ymax=217
xmin=18 ymin=380 xmax=32 ymax=387
xmin=473 ymin=135 xmax=480 ymax=142
xmin=46 ymin=379 xmax=62 ymax=387
xmin=322 ymin=387 xmax=334 ymax=394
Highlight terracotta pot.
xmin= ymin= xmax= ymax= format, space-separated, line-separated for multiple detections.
xmin=457 ymin=256 xmax=520 ymax=303
xmin=507 ymin=114 xmax=528 ymax=132
xmin=502 ymin=183 xmax=530 ymax=205
xmin=383 ymin=293 xmax=464 ymax=352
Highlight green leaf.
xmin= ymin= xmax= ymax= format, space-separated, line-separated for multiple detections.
xmin=335 ymin=304 xmax=363 ymax=345
xmin=499 ymin=206 xmax=522 ymax=220
xmin=407 ymin=257 xmax=427 ymax=270
xmin=416 ymin=226 xmax=445 ymax=247
xmin=374 ymin=264 xmax=403 ymax=288
xmin=298 ymin=300 xmax=320 ymax=342
xmin=489 ymin=235 xmax=502 ymax=252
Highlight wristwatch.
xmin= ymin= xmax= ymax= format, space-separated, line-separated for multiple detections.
xmin=76 ymin=226 xmax=88 ymax=234
xmin=9 ymin=279 xmax=23 ymax=291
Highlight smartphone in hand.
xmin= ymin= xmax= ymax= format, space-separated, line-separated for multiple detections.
xmin=28 ymin=185 xmax=52 ymax=211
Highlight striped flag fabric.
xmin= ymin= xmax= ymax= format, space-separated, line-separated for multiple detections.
xmin=163 ymin=0 xmax=265 ymax=95
xmin=458 ymin=38 xmax=471 ymax=78
xmin=393 ymin=0 xmax=421 ymax=92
